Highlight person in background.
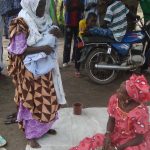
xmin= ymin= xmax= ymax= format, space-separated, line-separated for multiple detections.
xmin=75 ymin=12 xmax=97 ymax=77
xmin=7 ymin=0 xmax=66 ymax=148
xmin=0 ymin=2 xmax=4 ymax=74
xmin=1 ymin=0 xmax=21 ymax=124
xmin=0 ymin=0 xmax=6 ymax=74
xmin=88 ymin=0 xmax=129 ymax=42
xmin=2 ymin=0 xmax=21 ymax=39
xmin=46 ymin=0 xmax=58 ymax=25
xmin=63 ymin=0 xmax=84 ymax=67
xmin=59 ymin=0 xmax=65 ymax=33
xmin=70 ymin=74 xmax=150 ymax=150
xmin=84 ymin=0 xmax=99 ymax=24
xmin=139 ymin=0 xmax=150 ymax=72
xmin=140 ymin=0 xmax=150 ymax=23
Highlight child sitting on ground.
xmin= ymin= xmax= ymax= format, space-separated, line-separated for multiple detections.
xmin=75 ymin=12 xmax=97 ymax=77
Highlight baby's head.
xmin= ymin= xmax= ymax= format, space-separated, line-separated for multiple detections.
xmin=86 ymin=13 xmax=97 ymax=28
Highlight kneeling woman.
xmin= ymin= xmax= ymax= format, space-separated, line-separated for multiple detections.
xmin=70 ymin=74 xmax=150 ymax=150
xmin=7 ymin=0 xmax=66 ymax=148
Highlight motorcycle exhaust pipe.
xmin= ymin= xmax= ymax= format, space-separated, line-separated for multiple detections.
xmin=95 ymin=64 xmax=142 ymax=70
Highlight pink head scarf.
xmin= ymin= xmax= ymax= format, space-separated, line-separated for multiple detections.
xmin=126 ymin=74 xmax=150 ymax=103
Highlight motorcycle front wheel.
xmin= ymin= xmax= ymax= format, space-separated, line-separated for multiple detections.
xmin=86 ymin=47 xmax=118 ymax=84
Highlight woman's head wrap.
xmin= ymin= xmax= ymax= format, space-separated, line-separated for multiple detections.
xmin=126 ymin=74 xmax=150 ymax=103
xmin=18 ymin=0 xmax=52 ymax=46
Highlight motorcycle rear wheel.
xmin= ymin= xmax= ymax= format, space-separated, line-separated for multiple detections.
xmin=86 ymin=47 xmax=118 ymax=84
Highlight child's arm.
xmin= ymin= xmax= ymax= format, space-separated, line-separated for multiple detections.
xmin=79 ymin=20 xmax=86 ymax=37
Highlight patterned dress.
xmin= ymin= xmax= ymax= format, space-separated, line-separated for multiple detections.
xmin=8 ymin=18 xmax=60 ymax=139
xmin=70 ymin=94 xmax=150 ymax=150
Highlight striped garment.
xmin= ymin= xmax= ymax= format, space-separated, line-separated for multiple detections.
xmin=84 ymin=0 xmax=98 ymax=19
xmin=104 ymin=1 xmax=129 ymax=42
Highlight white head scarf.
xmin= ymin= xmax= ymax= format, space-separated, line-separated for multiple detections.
xmin=18 ymin=0 xmax=52 ymax=46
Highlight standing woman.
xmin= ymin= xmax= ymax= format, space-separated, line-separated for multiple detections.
xmin=8 ymin=0 xmax=66 ymax=148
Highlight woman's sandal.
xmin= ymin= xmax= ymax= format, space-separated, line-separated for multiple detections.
xmin=4 ymin=118 xmax=17 ymax=125
xmin=0 ymin=136 xmax=7 ymax=147
xmin=6 ymin=112 xmax=17 ymax=119
xmin=47 ymin=129 xmax=57 ymax=135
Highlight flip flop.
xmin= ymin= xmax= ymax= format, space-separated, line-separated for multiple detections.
xmin=47 ymin=129 xmax=57 ymax=135
xmin=6 ymin=113 xmax=17 ymax=119
xmin=0 ymin=136 xmax=7 ymax=147
xmin=4 ymin=118 xmax=17 ymax=125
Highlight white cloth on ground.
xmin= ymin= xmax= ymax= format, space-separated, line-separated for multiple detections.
xmin=26 ymin=107 xmax=108 ymax=150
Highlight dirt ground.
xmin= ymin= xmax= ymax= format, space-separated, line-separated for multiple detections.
xmin=0 ymin=35 xmax=150 ymax=150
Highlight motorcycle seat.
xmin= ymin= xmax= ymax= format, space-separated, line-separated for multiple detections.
xmin=82 ymin=36 xmax=115 ymax=44
xmin=122 ymin=31 xmax=145 ymax=43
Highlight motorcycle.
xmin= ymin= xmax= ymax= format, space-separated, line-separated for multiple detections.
xmin=78 ymin=18 xmax=150 ymax=84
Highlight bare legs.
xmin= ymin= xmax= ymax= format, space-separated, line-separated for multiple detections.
xmin=28 ymin=139 xmax=41 ymax=148
xmin=28 ymin=129 xmax=57 ymax=148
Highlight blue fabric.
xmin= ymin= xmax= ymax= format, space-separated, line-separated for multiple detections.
xmin=1 ymin=0 xmax=13 ymax=15
xmin=2 ymin=0 xmax=21 ymax=38
xmin=13 ymin=0 xmax=21 ymax=10
xmin=1 ymin=0 xmax=21 ymax=15
xmin=89 ymin=27 xmax=113 ymax=38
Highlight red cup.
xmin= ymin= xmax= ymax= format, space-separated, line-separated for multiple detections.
xmin=73 ymin=103 xmax=82 ymax=115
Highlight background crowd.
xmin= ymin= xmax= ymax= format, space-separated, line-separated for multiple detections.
xmin=0 ymin=0 xmax=150 ymax=74
xmin=0 ymin=0 xmax=150 ymax=149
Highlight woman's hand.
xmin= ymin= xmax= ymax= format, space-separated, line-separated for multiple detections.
xmin=43 ymin=45 xmax=53 ymax=55
xmin=109 ymin=146 xmax=118 ymax=150
xmin=102 ymin=134 xmax=111 ymax=150
xmin=24 ymin=45 xmax=53 ymax=56
xmin=49 ymin=28 xmax=62 ymax=38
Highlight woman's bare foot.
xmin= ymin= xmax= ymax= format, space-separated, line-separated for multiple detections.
xmin=28 ymin=139 xmax=41 ymax=148
xmin=47 ymin=129 xmax=57 ymax=135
